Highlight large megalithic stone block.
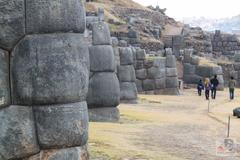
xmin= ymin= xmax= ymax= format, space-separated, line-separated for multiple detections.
xmin=24 ymin=145 xmax=88 ymax=160
xmin=87 ymin=72 xmax=120 ymax=108
xmin=0 ymin=49 xmax=10 ymax=108
xmin=143 ymin=79 xmax=155 ymax=91
xmin=0 ymin=105 xmax=39 ymax=160
xmin=34 ymin=102 xmax=88 ymax=149
xmin=184 ymin=63 xmax=196 ymax=75
xmin=183 ymin=74 xmax=202 ymax=84
xmin=166 ymin=77 xmax=178 ymax=88
xmin=119 ymin=47 xmax=134 ymax=65
xmin=0 ymin=0 xmax=25 ymax=50
xmin=147 ymin=67 xmax=165 ymax=79
xmin=11 ymin=34 xmax=89 ymax=105
xmin=89 ymin=45 xmax=115 ymax=72
xmin=166 ymin=55 xmax=176 ymax=68
xmin=120 ymin=82 xmax=138 ymax=101
xmin=88 ymin=107 xmax=120 ymax=122
xmin=92 ymin=22 xmax=112 ymax=45
xmin=118 ymin=65 xmax=136 ymax=82
xmin=26 ymin=0 xmax=86 ymax=34
xmin=166 ymin=68 xmax=178 ymax=77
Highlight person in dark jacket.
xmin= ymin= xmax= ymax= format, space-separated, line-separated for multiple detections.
xmin=197 ymin=79 xmax=204 ymax=96
xmin=210 ymin=75 xmax=219 ymax=99
xmin=229 ymin=76 xmax=236 ymax=100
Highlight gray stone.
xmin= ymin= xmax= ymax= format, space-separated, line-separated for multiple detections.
xmin=155 ymin=78 xmax=166 ymax=89
xmin=136 ymin=79 xmax=143 ymax=92
xmin=153 ymin=58 xmax=166 ymax=68
xmin=0 ymin=105 xmax=39 ymax=159
xmin=166 ymin=77 xmax=178 ymax=88
xmin=24 ymin=146 xmax=88 ymax=160
xmin=147 ymin=67 xmax=165 ymax=79
xmin=86 ymin=16 xmax=98 ymax=29
xmin=92 ymin=22 xmax=111 ymax=45
xmin=212 ymin=66 xmax=223 ymax=75
xmin=191 ymin=56 xmax=200 ymax=65
xmin=183 ymin=49 xmax=193 ymax=63
xmin=163 ymin=88 xmax=180 ymax=95
xmin=183 ymin=74 xmax=202 ymax=84
xmin=0 ymin=49 xmax=10 ymax=108
xmin=165 ymin=48 xmax=173 ymax=55
xmin=0 ymin=0 xmax=25 ymax=50
xmin=98 ymin=8 xmax=104 ymax=22
xmin=166 ymin=55 xmax=176 ymax=68
xmin=87 ymin=72 xmax=120 ymax=108
xmin=120 ymin=82 xmax=138 ymax=101
xmin=217 ymin=75 xmax=224 ymax=90
xmin=26 ymin=0 xmax=86 ymax=34
xmin=118 ymin=65 xmax=136 ymax=82
xmin=34 ymin=101 xmax=88 ymax=149
xmin=89 ymin=45 xmax=115 ymax=72
xmin=111 ymin=37 xmax=119 ymax=47
xmin=136 ymin=49 xmax=146 ymax=60
xmin=143 ymin=79 xmax=155 ymax=91
xmin=166 ymin=68 xmax=178 ymax=77
xmin=136 ymin=69 xmax=147 ymax=80
xmin=11 ymin=34 xmax=89 ymax=105
xmin=234 ymin=63 xmax=240 ymax=70
xmin=88 ymin=107 xmax=120 ymax=122
xmin=119 ymin=40 xmax=128 ymax=47
xmin=135 ymin=60 xmax=144 ymax=70
xmin=119 ymin=47 xmax=134 ymax=65
xmin=184 ymin=63 xmax=196 ymax=75
xmin=196 ymin=66 xmax=214 ymax=77
xmin=233 ymin=107 xmax=240 ymax=117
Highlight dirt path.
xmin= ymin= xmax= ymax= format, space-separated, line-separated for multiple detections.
xmin=89 ymin=89 xmax=240 ymax=160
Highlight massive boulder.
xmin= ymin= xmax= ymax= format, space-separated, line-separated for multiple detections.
xmin=92 ymin=22 xmax=112 ymax=45
xmin=24 ymin=146 xmax=88 ymax=160
xmin=118 ymin=65 xmax=136 ymax=82
xmin=119 ymin=47 xmax=134 ymax=65
xmin=0 ymin=105 xmax=39 ymax=160
xmin=87 ymin=72 xmax=120 ymax=108
xmin=11 ymin=34 xmax=89 ymax=105
xmin=34 ymin=102 xmax=88 ymax=149
xmin=0 ymin=0 xmax=25 ymax=50
xmin=120 ymin=82 xmax=138 ymax=101
xmin=89 ymin=45 xmax=115 ymax=72
xmin=26 ymin=0 xmax=86 ymax=34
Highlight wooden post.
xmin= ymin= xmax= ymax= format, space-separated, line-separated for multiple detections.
xmin=227 ymin=115 xmax=231 ymax=138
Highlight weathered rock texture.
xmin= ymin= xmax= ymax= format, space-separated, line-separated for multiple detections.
xmin=87 ymin=22 xmax=120 ymax=122
xmin=0 ymin=1 xmax=89 ymax=159
xmin=211 ymin=30 xmax=240 ymax=57
xmin=134 ymin=48 xmax=179 ymax=95
xmin=183 ymin=49 xmax=224 ymax=90
xmin=118 ymin=47 xmax=138 ymax=103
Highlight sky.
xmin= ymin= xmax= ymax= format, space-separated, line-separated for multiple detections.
xmin=133 ymin=0 xmax=240 ymax=20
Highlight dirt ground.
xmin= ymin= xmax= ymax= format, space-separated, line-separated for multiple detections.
xmin=89 ymin=89 xmax=240 ymax=160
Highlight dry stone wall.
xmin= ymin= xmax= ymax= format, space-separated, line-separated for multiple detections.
xmin=118 ymin=47 xmax=138 ymax=103
xmin=211 ymin=30 xmax=240 ymax=57
xmin=183 ymin=49 xmax=224 ymax=90
xmin=0 ymin=0 xmax=89 ymax=159
xmin=134 ymin=48 xmax=179 ymax=95
xmin=87 ymin=22 xmax=120 ymax=122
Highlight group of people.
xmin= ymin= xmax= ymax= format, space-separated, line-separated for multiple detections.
xmin=197 ymin=75 xmax=236 ymax=100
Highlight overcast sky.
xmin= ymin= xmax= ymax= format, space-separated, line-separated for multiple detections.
xmin=133 ymin=0 xmax=240 ymax=20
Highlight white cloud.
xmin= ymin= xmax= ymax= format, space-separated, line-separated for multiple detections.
xmin=133 ymin=0 xmax=240 ymax=19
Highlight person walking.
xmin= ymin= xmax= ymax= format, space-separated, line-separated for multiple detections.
xmin=228 ymin=76 xmax=236 ymax=100
xmin=197 ymin=79 xmax=204 ymax=96
xmin=210 ymin=75 xmax=219 ymax=99
xmin=204 ymin=78 xmax=211 ymax=100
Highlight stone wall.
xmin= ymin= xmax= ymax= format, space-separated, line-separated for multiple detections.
xmin=0 ymin=0 xmax=89 ymax=159
xmin=183 ymin=49 xmax=224 ymax=90
xmin=134 ymin=48 xmax=179 ymax=95
xmin=87 ymin=22 xmax=120 ymax=122
xmin=211 ymin=30 xmax=240 ymax=57
xmin=118 ymin=47 xmax=138 ymax=103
